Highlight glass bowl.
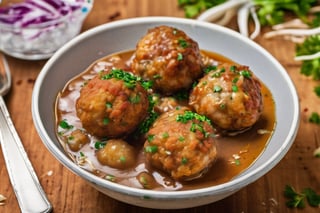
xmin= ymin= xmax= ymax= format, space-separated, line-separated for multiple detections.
xmin=0 ymin=0 xmax=93 ymax=60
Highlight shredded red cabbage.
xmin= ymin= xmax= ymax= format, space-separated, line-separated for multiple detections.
xmin=0 ymin=0 xmax=90 ymax=27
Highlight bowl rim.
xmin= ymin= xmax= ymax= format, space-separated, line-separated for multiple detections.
xmin=32 ymin=16 xmax=300 ymax=199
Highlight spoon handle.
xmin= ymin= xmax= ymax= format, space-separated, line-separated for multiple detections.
xmin=0 ymin=96 xmax=52 ymax=213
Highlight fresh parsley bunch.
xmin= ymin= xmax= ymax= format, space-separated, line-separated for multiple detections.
xmin=178 ymin=0 xmax=227 ymax=18
xmin=253 ymin=0 xmax=318 ymax=26
xmin=284 ymin=185 xmax=320 ymax=208
xmin=296 ymin=35 xmax=320 ymax=80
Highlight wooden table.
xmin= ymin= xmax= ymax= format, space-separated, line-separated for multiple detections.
xmin=0 ymin=0 xmax=319 ymax=212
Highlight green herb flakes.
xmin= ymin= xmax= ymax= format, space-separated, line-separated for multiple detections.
xmin=105 ymin=102 xmax=112 ymax=109
xmin=162 ymin=132 xmax=169 ymax=139
xmin=94 ymin=141 xmax=106 ymax=150
xmin=129 ymin=94 xmax=141 ymax=104
xmin=176 ymin=110 xmax=212 ymax=138
xmin=59 ymin=119 xmax=73 ymax=130
xmin=145 ymin=145 xmax=158 ymax=153
xmin=181 ymin=157 xmax=188 ymax=165
xmin=103 ymin=118 xmax=110 ymax=125
xmin=178 ymin=38 xmax=189 ymax=48
xmin=147 ymin=134 xmax=155 ymax=142
xmin=101 ymin=68 xmax=152 ymax=90
xmin=204 ymin=65 xmax=217 ymax=74
xmin=119 ymin=156 xmax=126 ymax=163
xmin=239 ymin=70 xmax=252 ymax=78
xmin=213 ymin=85 xmax=222 ymax=93
xmin=178 ymin=136 xmax=185 ymax=141
xmin=232 ymin=85 xmax=238 ymax=92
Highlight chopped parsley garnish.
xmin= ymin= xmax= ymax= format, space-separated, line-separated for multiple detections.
xmin=178 ymin=38 xmax=189 ymax=48
xmin=232 ymin=77 xmax=239 ymax=84
xmin=230 ymin=65 xmax=237 ymax=72
xmin=181 ymin=157 xmax=188 ymax=165
xmin=94 ymin=141 xmax=107 ymax=150
xmin=105 ymin=102 xmax=113 ymax=109
xmin=162 ymin=132 xmax=169 ymax=138
xmin=232 ymin=85 xmax=239 ymax=92
xmin=219 ymin=103 xmax=226 ymax=109
xmin=204 ymin=65 xmax=217 ymax=74
xmin=138 ymin=110 xmax=159 ymax=134
xmin=213 ymin=85 xmax=222 ymax=93
xmin=135 ymin=94 xmax=160 ymax=135
xmin=190 ymin=122 xmax=210 ymax=137
xmin=119 ymin=156 xmax=126 ymax=163
xmin=141 ymin=80 xmax=154 ymax=90
xmin=67 ymin=135 xmax=74 ymax=141
xmin=210 ymin=67 xmax=226 ymax=78
xmin=103 ymin=118 xmax=110 ymax=125
xmin=145 ymin=145 xmax=158 ymax=153
xmin=176 ymin=110 xmax=212 ymax=138
xmin=178 ymin=136 xmax=185 ymax=141
xmin=129 ymin=94 xmax=141 ymax=104
xmin=153 ymin=74 xmax=161 ymax=79
xmin=176 ymin=110 xmax=211 ymax=124
xmin=101 ymin=69 xmax=153 ymax=90
xmin=147 ymin=134 xmax=155 ymax=142
xmin=59 ymin=119 xmax=73 ymax=130
xmin=239 ymin=70 xmax=252 ymax=78
xmin=284 ymin=185 xmax=320 ymax=208
xmin=177 ymin=52 xmax=184 ymax=61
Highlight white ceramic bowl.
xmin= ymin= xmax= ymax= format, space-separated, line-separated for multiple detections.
xmin=32 ymin=17 xmax=300 ymax=209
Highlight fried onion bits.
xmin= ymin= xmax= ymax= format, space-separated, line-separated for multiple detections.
xmin=144 ymin=107 xmax=218 ymax=181
xmin=76 ymin=69 xmax=149 ymax=138
xmin=189 ymin=63 xmax=263 ymax=132
xmin=131 ymin=25 xmax=203 ymax=95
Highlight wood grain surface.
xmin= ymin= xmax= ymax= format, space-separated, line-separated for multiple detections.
xmin=0 ymin=0 xmax=319 ymax=212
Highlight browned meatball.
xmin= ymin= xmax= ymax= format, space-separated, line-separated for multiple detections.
xmin=144 ymin=107 xmax=218 ymax=181
xmin=131 ymin=25 xmax=203 ymax=94
xmin=76 ymin=69 xmax=149 ymax=138
xmin=189 ymin=63 xmax=263 ymax=131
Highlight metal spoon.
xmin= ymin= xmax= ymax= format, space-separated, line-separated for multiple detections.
xmin=0 ymin=53 xmax=52 ymax=213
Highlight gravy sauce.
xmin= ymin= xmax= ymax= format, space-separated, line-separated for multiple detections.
xmin=55 ymin=50 xmax=276 ymax=191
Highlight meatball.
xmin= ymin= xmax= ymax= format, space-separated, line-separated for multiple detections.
xmin=76 ymin=69 xmax=149 ymax=138
xmin=189 ymin=63 xmax=263 ymax=131
xmin=97 ymin=139 xmax=136 ymax=169
xmin=131 ymin=25 xmax=203 ymax=94
xmin=144 ymin=107 xmax=218 ymax=181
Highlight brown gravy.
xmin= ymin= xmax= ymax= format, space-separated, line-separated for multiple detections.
xmin=55 ymin=50 xmax=276 ymax=191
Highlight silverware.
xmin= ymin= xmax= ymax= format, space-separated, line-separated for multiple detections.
xmin=0 ymin=53 xmax=52 ymax=213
